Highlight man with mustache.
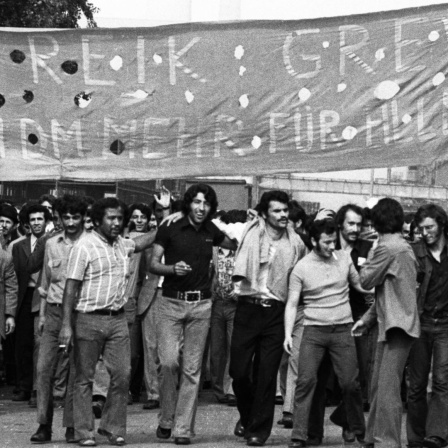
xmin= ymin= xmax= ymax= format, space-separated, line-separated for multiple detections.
xmin=230 ymin=190 xmax=307 ymax=447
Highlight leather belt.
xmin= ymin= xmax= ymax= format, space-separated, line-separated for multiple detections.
xmin=163 ymin=289 xmax=212 ymax=302
xmin=83 ymin=307 xmax=124 ymax=316
xmin=238 ymin=296 xmax=283 ymax=308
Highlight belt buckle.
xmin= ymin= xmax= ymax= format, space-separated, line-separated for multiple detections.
xmin=260 ymin=299 xmax=272 ymax=308
xmin=185 ymin=291 xmax=201 ymax=303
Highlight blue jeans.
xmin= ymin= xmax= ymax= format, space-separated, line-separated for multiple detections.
xmin=407 ymin=328 xmax=448 ymax=443
xmin=73 ymin=312 xmax=130 ymax=440
xmin=156 ymin=296 xmax=212 ymax=438
xmin=36 ymin=303 xmax=73 ymax=428
xmin=291 ymin=324 xmax=365 ymax=441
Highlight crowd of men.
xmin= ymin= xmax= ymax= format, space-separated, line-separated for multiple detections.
xmin=0 ymin=183 xmax=446 ymax=448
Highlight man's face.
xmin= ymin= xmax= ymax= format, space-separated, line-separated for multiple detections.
xmin=148 ymin=215 xmax=157 ymax=230
xmin=154 ymin=204 xmax=164 ymax=224
xmin=84 ymin=216 xmax=94 ymax=232
xmin=340 ymin=210 xmax=362 ymax=244
xmin=52 ymin=210 xmax=62 ymax=232
xmin=263 ymin=201 xmax=289 ymax=231
xmin=40 ymin=200 xmax=53 ymax=217
xmin=418 ymin=217 xmax=443 ymax=247
xmin=61 ymin=212 xmax=84 ymax=236
xmin=188 ymin=192 xmax=211 ymax=226
xmin=402 ymin=222 xmax=411 ymax=241
xmin=29 ymin=212 xmax=46 ymax=238
xmin=130 ymin=209 xmax=148 ymax=232
xmin=96 ymin=208 xmax=124 ymax=241
xmin=0 ymin=216 xmax=15 ymax=238
xmin=314 ymin=231 xmax=337 ymax=258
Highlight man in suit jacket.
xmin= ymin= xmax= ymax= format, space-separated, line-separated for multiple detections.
xmin=12 ymin=204 xmax=50 ymax=402
xmin=0 ymin=247 xmax=18 ymax=341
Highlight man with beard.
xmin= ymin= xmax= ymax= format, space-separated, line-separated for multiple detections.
xmin=285 ymin=219 xmax=367 ymax=448
xmin=149 ymin=183 xmax=236 ymax=445
xmin=12 ymin=204 xmax=51 ymax=403
xmin=230 ymin=190 xmax=307 ymax=447
xmin=407 ymin=204 xmax=448 ymax=448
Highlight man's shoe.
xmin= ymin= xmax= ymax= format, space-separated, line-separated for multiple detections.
xmin=234 ymin=419 xmax=245 ymax=437
xmin=65 ymin=427 xmax=79 ymax=444
xmin=97 ymin=428 xmax=126 ymax=446
xmin=289 ymin=440 xmax=306 ymax=448
xmin=306 ymin=436 xmax=322 ymax=446
xmin=174 ymin=437 xmax=191 ymax=445
xmin=342 ymin=427 xmax=356 ymax=443
xmin=92 ymin=399 xmax=105 ymax=419
xmin=275 ymin=395 xmax=284 ymax=405
xmin=423 ymin=436 xmax=447 ymax=448
xmin=227 ymin=394 xmax=237 ymax=406
xmin=142 ymin=399 xmax=159 ymax=410
xmin=12 ymin=390 xmax=31 ymax=401
xmin=407 ymin=443 xmax=424 ymax=448
xmin=247 ymin=436 xmax=265 ymax=446
xmin=278 ymin=412 xmax=293 ymax=428
xmin=360 ymin=444 xmax=374 ymax=448
xmin=30 ymin=424 xmax=52 ymax=443
xmin=156 ymin=425 xmax=171 ymax=439
xmin=78 ymin=438 xmax=97 ymax=447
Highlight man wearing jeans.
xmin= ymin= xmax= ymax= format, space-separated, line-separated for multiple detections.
xmin=149 ymin=183 xmax=236 ymax=446
xmin=59 ymin=197 xmax=159 ymax=446
xmin=285 ymin=219 xmax=366 ymax=448
xmin=407 ymin=204 xmax=448 ymax=448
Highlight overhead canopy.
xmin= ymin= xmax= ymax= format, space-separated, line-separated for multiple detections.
xmin=1 ymin=4 xmax=448 ymax=180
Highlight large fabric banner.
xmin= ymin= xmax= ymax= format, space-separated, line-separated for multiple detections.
xmin=1 ymin=4 xmax=448 ymax=180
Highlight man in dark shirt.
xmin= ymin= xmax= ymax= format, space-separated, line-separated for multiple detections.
xmin=149 ymin=183 xmax=236 ymax=446
xmin=407 ymin=204 xmax=448 ymax=448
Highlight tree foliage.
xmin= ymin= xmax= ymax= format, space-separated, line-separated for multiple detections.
xmin=0 ymin=0 xmax=99 ymax=28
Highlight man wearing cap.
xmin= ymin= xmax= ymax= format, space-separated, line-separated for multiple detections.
xmin=0 ymin=203 xmax=18 ymax=250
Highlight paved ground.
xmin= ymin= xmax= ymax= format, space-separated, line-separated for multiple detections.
xmin=0 ymin=385 xmax=407 ymax=447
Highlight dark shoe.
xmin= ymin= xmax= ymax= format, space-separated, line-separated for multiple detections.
xmin=278 ymin=412 xmax=293 ymax=428
xmin=29 ymin=391 xmax=37 ymax=408
xmin=342 ymin=427 xmax=356 ymax=443
xmin=97 ymin=428 xmax=126 ymax=446
xmin=408 ymin=443 xmax=424 ymax=448
xmin=423 ymin=436 xmax=447 ymax=448
xmin=156 ymin=425 xmax=171 ymax=439
xmin=360 ymin=444 xmax=374 ymax=448
xmin=234 ymin=419 xmax=245 ymax=437
xmin=30 ymin=424 xmax=52 ymax=443
xmin=306 ymin=436 xmax=322 ymax=446
xmin=12 ymin=390 xmax=31 ymax=401
xmin=65 ymin=427 xmax=80 ymax=444
xmin=247 ymin=436 xmax=265 ymax=446
xmin=142 ymin=399 xmax=159 ymax=410
xmin=92 ymin=399 xmax=105 ymax=419
xmin=289 ymin=440 xmax=306 ymax=448
xmin=363 ymin=402 xmax=370 ymax=412
xmin=275 ymin=395 xmax=284 ymax=405
xmin=175 ymin=437 xmax=191 ymax=445
xmin=227 ymin=394 xmax=237 ymax=406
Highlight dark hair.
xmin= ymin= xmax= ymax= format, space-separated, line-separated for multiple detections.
xmin=91 ymin=197 xmax=129 ymax=228
xmin=258 ymin=190 xmax=289 ymax=216
xmin=26 ymin=203 xmax=51 ymax=223
xmin=362 ymin=207 xmax=372 ymax=223
xmin=415 ymin=204 xmax=448 ymax=236
xmin=221 ymin=209 xmax=247 ymax=224
xmin=129 ymin=203 xmax=152 ymax=220
xmin=171 ymin=199 xmax=183 ymax=213
xmin=55 ymin=194 xmax=88 ymax=217
xmin=83 ymin=196 xmax=95 ymax=207
xmin=309 ymin=219 xmax=337 ymax=242
xmin=289 ymin=200 xmax=307 ymax=225
xmin=371 ymin=198 xmax=404 ymax=234
xmin=38 ymin=194 xmax=56 ymax=207
xmin=181 ymin=183 xmax=218 ymax=220
xmin=335 ymin=204 xmax=364 ymax=229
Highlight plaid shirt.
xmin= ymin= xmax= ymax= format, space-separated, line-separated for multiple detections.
xmin=67 ymin=231 xmax=135 ymax=312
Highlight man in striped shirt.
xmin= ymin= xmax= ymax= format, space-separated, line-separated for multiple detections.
xmin=58 ymin=197 xmax=166 ymax=447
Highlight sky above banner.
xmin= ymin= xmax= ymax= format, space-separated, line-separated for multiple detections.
xmin=1 ymin=4 xmax=448 ymax=180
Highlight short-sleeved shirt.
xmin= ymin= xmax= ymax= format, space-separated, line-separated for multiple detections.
xmin=39 ymin=232 xmax=81 ymax=304
xmin=155 ymin=216 xmax=225 ymax=292
xmin=66 ymin=231 xmax=135 ymax=312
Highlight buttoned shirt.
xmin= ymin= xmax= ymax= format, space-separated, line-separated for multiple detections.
xmin=38 ymin=231 xmax=81 ymax=304
xmin=67 ymin=231 xmax=135 ymax=312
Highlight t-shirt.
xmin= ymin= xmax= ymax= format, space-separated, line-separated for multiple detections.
xmin=289 ymin=249 xmax=359 ymax=326
xmin=155 ymin=216 xmax=225 ymax=292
